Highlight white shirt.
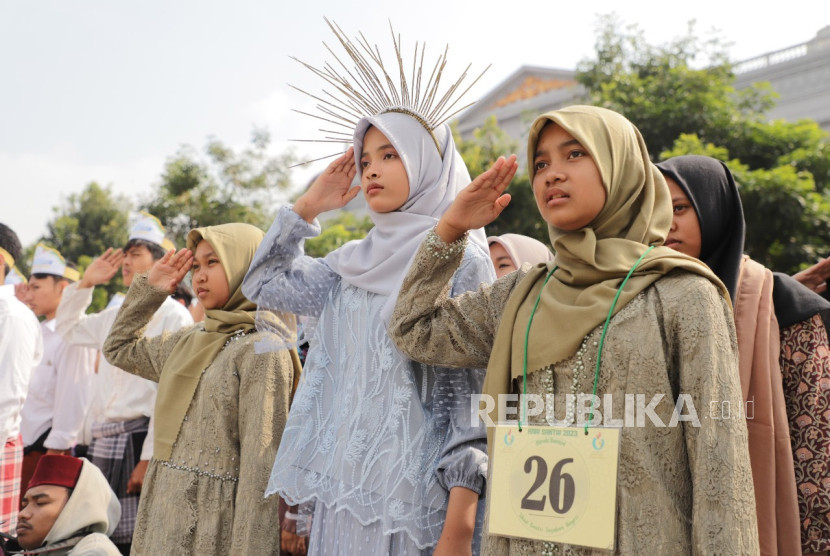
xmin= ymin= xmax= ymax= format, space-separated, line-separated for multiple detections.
xmin=56 ymin=282 xmax=193 ymax=460
xmin=0 ymin=284 xmax=43 ymax=441
xmin=20 ymin=319 xmax=96 ymax=449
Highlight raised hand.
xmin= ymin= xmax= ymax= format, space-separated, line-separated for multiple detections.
xmin=436 ymin=155 xmax=519 ymax=242
xmin=793 ymin=256 xmax=830 ymax=294
xmin=147 ymin=249 xmax=193 ymax=294
xmin=293 ymin=147 xmax=361 ymax=222
xmin=79 ymin=248 xmax=124 ymax=288
xmin=14 ymin=282 xmax=30 ymax=304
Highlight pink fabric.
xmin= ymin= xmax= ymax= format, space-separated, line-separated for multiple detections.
xmin=734 ymin=257 xmax=802 ymax=555
xmin=1 ymin=435 xmax=22 ymax=535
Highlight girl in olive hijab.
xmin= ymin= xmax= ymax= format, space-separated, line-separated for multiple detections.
xmin=103 ymin=223 xmax=300 ymax=556
xmin=388 ymin=105 xmax=759 ymax=554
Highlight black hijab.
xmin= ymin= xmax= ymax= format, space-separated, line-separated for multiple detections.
xmin=772 ymin=272 xmax=830 ymax=335
xmin=657 ymin=155 xmax=830 ymax=329
xmin=656 ymin=155 xmax=745 ymax=303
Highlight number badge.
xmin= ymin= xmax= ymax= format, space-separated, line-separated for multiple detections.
xmin=489 ymin=425 xmax=620 ymax=551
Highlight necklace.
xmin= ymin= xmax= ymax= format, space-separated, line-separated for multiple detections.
xmin=521 ymin=245 xmax=656 ymax=432
xmin=564 ymin=335 xmax=593 ymax=424
xmin=197 ymin=328 xmax=257 ymax=377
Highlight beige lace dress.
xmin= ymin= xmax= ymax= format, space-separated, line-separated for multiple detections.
xmin=389 ymin=238 xmax=760 ymax=555
xmin=103 ymin=275 xmax=295 ymax=555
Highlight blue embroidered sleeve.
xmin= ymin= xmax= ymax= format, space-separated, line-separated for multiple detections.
xmin=242 ymin=205 xmax=340 ymax=318
xmin=433 ymin=246 xmax=493 ymax=495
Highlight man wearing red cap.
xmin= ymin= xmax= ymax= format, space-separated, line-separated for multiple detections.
xmin=0 ymin=223 xmax=43 ymax=538
xmin=4 ymin=455 xmax=120 ymax=555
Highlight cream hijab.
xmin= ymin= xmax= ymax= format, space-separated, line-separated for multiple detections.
xmin=487 ymin=234 xmax=553 ymax=268
xmin=154 ymin=223 xmax=264 ymax=461
xmin=485 ymin=106 xmax=728 ymax=399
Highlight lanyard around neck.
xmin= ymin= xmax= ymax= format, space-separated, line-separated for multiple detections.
xmin=520 ymin=245 xmax=656 ymax=433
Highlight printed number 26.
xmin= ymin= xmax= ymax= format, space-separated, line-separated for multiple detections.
xmin=521 ymin=456 xmax=575 ymax=514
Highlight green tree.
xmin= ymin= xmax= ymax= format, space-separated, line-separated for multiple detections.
xmin=40 ymin=181 xmax=132 ymax=311
xmin=305 ymin=213 xmax=374 ymax=258
xmin=577 ymin=15 xmax=830 ymax=273
xmin=142 ymin=128 xmax=296 ymax=246
xmin=576 ymin=15 xmax=776 ymax=159
xmin=453 ymin=116 xmax=548 ymax=243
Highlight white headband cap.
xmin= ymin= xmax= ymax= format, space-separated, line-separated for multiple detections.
xmin=31 ymin=244 xmax=73 ymax=279
xmin=129 ymin=211 xmax=166 ymax=246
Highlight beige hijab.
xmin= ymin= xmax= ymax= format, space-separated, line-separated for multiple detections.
xmin=484 ymin=106 xmax=728 ymax=402
xmin=154 ymin=223 xmax=264 ymax=461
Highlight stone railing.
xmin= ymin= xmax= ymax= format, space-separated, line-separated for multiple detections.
xmin=734 ymin=42 xmax=810 ymax=74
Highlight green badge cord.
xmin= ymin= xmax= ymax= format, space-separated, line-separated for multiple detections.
xmin=521 ymin=245 xmax=656 ymax=434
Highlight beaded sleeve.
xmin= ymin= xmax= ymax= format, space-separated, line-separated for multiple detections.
xmin=102 ymin=274 xmax=192 ymax=382
xmin=390 ymin=231 xmax=527 ymax=369
xmin=242 ymin=205 xmax=340 ymax=319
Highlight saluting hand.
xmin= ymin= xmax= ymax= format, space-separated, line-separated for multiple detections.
xmin=293 ymin=147 xmax=361 ymax=223
xmin=147 ymin=248 xmax=193 ymax=294
xmin=14 ymin=282 xmax=29 ymax=304
xmin=79 ymin=248 xmax=124 ymax=289
xmin=793 ymin=256 xmax=830 ymax=294
xmin=436 ymin=154 xmax=519 ymax=242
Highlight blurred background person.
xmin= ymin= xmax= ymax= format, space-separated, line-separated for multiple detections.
xmin=486 ymin=233 xmax=553 ymax=278
xmin=17 ymin=245 xmax=95 ymax=510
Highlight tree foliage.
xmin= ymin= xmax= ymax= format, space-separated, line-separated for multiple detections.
xmin=305 ymin=213 xmax=374 ymax=258
xmin=141 ymin=128 xmax=296 ymax=246
xmin=576 ymin=15 xmax=776 ymax=159
xmin=41 ymin=181 xmax=132 ymax=311
xmin=576 ymin=15 xmax=830 ymax=273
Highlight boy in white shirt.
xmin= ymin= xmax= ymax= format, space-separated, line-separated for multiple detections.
xmin=18 ymin=245 xmax=96 ymax=508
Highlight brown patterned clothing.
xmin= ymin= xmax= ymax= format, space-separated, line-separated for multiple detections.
xmin=780 ymin=313 xmax=830 ymax=554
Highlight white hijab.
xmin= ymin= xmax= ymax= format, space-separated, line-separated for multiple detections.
xmin=324 ymin=111 xmax=489 ymax=322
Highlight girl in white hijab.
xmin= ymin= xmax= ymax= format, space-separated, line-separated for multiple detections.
xmin=242 ymin=112 xmax=512 ymax=555
xmin=487 ymin=234 xmax=553 ymax=278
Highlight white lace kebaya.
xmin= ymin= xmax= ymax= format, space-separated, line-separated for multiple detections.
xmin=241 ymin=114 xmax=493 ymax=553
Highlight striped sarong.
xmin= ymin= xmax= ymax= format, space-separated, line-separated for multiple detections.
xmin=90 ymin=417 xmax=149 ymax=545
xmin=0 ymin=435 xmax=22 ymax=536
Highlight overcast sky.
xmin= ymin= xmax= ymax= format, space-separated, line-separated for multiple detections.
xmin=2 ymin=0 xmax=829 ymax=247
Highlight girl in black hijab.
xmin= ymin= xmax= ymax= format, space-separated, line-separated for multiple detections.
xmin=658 ymin=154 xmax=830 ymax=556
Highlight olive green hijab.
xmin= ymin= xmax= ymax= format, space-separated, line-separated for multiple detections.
xmin=484 ymin=106 xmax=728 ymax=403
xmin=154 ymin=223 xmax=264 ymax=461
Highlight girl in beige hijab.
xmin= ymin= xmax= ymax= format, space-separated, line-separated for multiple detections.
xmin=102 ymin=223 xmax=300 ymax=555
xmin=389 ymin=105 xmax=759 ymax=554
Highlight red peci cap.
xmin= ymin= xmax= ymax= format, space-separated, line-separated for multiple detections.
xmin=27 ymin=455 xmax=83 ymax=490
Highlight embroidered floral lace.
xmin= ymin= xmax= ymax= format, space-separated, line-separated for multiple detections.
xmin=241 ymin=206 xmax=492 ymax=550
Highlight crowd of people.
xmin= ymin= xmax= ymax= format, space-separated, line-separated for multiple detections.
xmin=3 ymin=25 xmax=830 ymax=556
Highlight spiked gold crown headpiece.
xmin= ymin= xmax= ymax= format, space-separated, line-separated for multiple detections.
xmin=290 ymin=18 xmax=489 ymax=165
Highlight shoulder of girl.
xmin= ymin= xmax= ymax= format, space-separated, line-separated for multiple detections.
xmin=230 ymin=334 xmax=292 ymax=366
xmin=653 ymin=270 xmax=723 ymax=307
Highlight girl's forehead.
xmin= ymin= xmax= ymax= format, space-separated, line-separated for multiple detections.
xmin=361 ymin=126 xmax=392 ymax=149
xmin=537 ymin=121 xmax=580 ymax=147
xmin=194 ymin=240 xmax=217 ymax=256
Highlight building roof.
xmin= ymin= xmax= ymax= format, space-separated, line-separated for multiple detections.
xmin=456 ymin=65 xmax=580 ymax=134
